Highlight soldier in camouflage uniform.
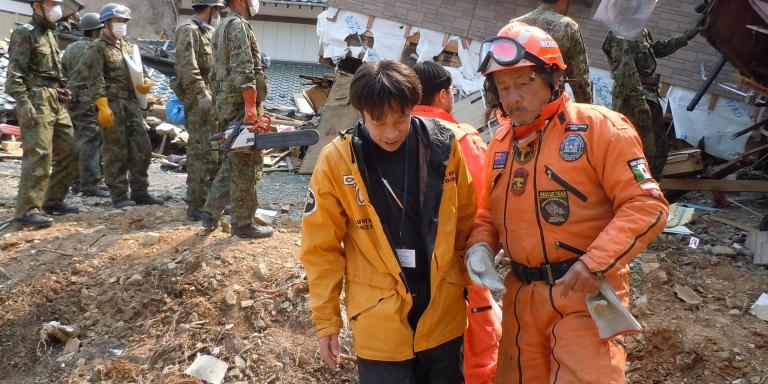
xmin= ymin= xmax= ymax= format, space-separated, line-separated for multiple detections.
xmin=173 ymin=0 xmax=224 ymax=221
xmin=6 ymin=0 xmax=79 ymax=228
xmin=603 ymin=20 xmax=703 ymax=178
xmin=200 ymin=0 xmax=273 ymax=239
xmin=83 ymin=3 xmax=163 ymax=208
xmin=62 ymin=12 xmax=110 ymax=198
xmin=513 ymin=0 xmax=591 ymax=103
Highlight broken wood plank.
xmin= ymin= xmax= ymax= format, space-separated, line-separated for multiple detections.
xmin=661 ymin=178 xmax=768 ymax=192
xmin=709 ymin=215 xmax=757 ymax=232
xmin=663 ymin=149 xmax=703 ymax=177
xmin=299 ymin=104 xmax=360 ymax=174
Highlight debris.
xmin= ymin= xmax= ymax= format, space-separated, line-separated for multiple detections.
xmin=39 ymin=322 xmax=77 ymax=344
xmin=143 ymin=232 xmax=161 ymax=246
xmin=674 ymin=284 xmax=703 ymax=305
xmin=688 ymin=236 xmax=700 ymax=248
xmin=254 ymin=209 xmax=278 ymax=225
xmin=280 ymin=205 xmax=290 ymax=214
xmin=667 ymin=204 xmax=695 ymax=227
xmin=645 ymin=269 xmax=668 ymax=283
xmin=750 ymin=293 xmax=768 ymax=321
xmin=253 ymin=263 xmax=269 ymax=282
xmin=709 ymin=245 xmax=736 ymax=256
xmin=63 ymin=337 xmax=81 ymax=355
xmin=126 ymin=274 xmax=144 ymax=286
xmin=234 ymin=356 xmax=246 ymax=368
xmin=0 ymin=266 xmax=9 ymax=281
xmin=640 ymin=262 xmax=660 ymax=274
xmin=745 ymin=231 xmax=768 ymax=265
xmin=709 ymin=215 xmax=757 ymax=232
xmin=185 ymin=354 xmax=228 ymax=384
xmin=241 ymin=300 xmax=254 ymax=308
xmin=224 ymin=290 xmax=237 ymax=307
xmin=221 ymin=222 xmax=231 ymax=233
xmin=664 ymin=226 xmax=695 ymax=235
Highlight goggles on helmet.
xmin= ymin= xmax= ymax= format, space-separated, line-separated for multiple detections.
xmin=478 ymin=36 xmax=549 ymax=74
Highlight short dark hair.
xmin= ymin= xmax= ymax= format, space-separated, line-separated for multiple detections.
xmin=412 ymin=61 xmax=452 ymax=106
xmin=349 ymin=60 xmax=421 ymax=121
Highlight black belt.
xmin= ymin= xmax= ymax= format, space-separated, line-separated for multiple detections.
xmin=510 ymin=259 xmax=579 ymax=285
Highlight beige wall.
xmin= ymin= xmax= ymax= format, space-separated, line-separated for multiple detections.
xmin=0 ymin=10 xmax=33 ymax=41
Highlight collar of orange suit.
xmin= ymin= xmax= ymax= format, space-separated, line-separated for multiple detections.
xmin=498 ymin=92 xmax=567 ymax=142
xmin=412 ymin=105 xmax=459 ymax=124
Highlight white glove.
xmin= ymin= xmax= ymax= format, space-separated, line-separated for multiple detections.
xmin=466 ymin=242 xmax=505 ymax=292
xmin=197 ymin=90 xmax=212 ymax=112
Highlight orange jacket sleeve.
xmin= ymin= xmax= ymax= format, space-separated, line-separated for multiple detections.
xmin=300 ymin=146 xmax=348 ymax=338
xmin=580 ymin=109 xmax=669 ymax=276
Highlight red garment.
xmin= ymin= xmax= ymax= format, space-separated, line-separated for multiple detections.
xmin=413 ymin=105 xmax=501 ymax=384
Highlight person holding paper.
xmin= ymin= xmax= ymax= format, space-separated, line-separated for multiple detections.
xmin=300 ymin=60 xmax=476 ymax=383
xmin=84 ymin=3 xmax=162 ymax=208
xmin=466 ymin=22 xmax=669 ymax=383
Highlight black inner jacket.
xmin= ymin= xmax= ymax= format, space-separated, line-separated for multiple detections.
xmin=348 ymin=117 xmax=454 ymax=331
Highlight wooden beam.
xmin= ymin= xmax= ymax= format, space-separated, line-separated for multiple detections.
xmin=736 ymin=74 xmax=768 ymax=97
xmin=709 ymin=215 xmax=757 ymax=232
xmin=661 ymin=178 xmax=768 ymax=192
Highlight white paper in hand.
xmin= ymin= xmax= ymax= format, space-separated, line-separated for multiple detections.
xmin=586 ymin=282 xmax=643 ymax=339
xmin=123 ymin=43 xmax=148 ymax=109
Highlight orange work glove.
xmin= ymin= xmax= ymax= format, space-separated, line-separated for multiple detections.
xmin=95 ymin=97 xmax=114 ymax=128
xmin=242 ymin=86 xmax=259 ymax=124
xmin=135 ymin=78 xmax=153 ymax=94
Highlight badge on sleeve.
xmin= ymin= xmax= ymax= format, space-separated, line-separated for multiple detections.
xmin=628 ymin=158 xmax=653 ymax=181
xmin=559 ymin=134 xmax=585 ymax=161
xmin=493 ymin=152 xmax=509 ymax=169
xmin=538 ymin=190 xmax=569 ymax=225
xmin=303 ymin=187 xmax=317 ymax=216
xmin=511 ymin=168 xmax=529 ymax=195
xmin=640 ymin=181 xmax=663 ymax=198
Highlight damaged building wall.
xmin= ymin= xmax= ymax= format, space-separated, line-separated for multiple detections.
xmin=80 ymin=0 xmax=178 ymax=40
xmin=327 ymin=0 xmax=739 ymax=94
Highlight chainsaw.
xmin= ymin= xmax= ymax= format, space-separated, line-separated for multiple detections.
xmin=210 ymin=113 xmax=320 ymax=152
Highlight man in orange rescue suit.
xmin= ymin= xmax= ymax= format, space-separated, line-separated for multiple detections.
xmin=300 ymin=60 xmax=476 ymax=383
xmin=466 ymin=22 xmax=669 ymax=383
xmin=412 ymin=61 xmax=501 ymax=384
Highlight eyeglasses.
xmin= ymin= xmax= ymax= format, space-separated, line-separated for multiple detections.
xmin=477 ymin=36 xmax=547 ymax=74
xmin=449 ymin=85 xmax=458 ymax=96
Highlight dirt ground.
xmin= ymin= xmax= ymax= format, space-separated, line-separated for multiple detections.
xmin=0 ymin=158 xmax=766 ymax=384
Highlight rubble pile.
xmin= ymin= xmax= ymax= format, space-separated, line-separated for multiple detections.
xmin=0 ymin=40 xmax=17 ymax=116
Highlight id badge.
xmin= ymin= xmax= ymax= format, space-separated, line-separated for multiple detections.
xmin=396 ymin=248 xmax=416 ymax=268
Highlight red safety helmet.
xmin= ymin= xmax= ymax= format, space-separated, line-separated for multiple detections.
xmin=479 ymin=22 xmax=567 ymax=76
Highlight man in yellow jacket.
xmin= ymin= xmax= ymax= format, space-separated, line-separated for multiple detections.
xmin=300 ymin=60 xmax=477 ymax=383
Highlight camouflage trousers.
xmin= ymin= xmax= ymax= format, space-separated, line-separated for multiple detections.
xmin=15 ymin=86 xmax=77 ymax=218
xmin=181 ymin=94 xmax=219 ymax=210
xmin=615 ymin=96 xmax=669 ymax=179
xmin=100 ymin=97 xmax=152 ymax=202
xmin=68 ymin=97 xmax=102 ymax=194
xmin=203 ymin=94 xmax=263 ymax=227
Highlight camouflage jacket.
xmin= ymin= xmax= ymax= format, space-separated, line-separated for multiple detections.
xmin=4 ymin=15 xmax=63 ymax=104
xmin=83 ymin=33 xmax=139 ymax=101
xmin=174 ymin=17 xmax=214 ymax=98
xmin=514 ymin=4 xmax=592 ymax=103
xmin=61 ymin=40 xmax=93 ymax=95
xmin=211 ymin=12 xmax=268 ymax=104
xmin=602 ymin=29 xmax=690 ymax=103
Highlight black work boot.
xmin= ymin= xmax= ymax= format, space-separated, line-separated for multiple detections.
xmin=187 ymin=207 xmax=203 ymax=221
xmin=16 ymin=212 xmax=54 ymax=228
xmin=231 ymin=225 xmax=273 ymax=239
xmin=113 ymin=198 xmax=137 ymax=209
xmin=81 ymin=189 xmax=111 ymax=198
xmin=200 ymin=211 xmax=218 ymax=230
xmin=42 ymin=203 xmax=80 ymax=216
xmin=131 ymin=193 xmax=164 ymax=206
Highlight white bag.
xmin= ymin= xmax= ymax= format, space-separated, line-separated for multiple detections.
xmin=593 ymin=0 xmax=658 ymax=40
xmin=123 ymin=43 xmax=148 ymax=109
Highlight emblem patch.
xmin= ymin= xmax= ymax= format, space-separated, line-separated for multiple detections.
xmin=493 ymin=152 xmax=509 ymax=169
xmin=511 ymin=168 xmax=529 ymax=196
xmin=355 ymin=185 xmax=366 ymax=206
xmin=628 ymin=158 xmax=653 ymax=182
xmin=639 ymin=181 xmax=662 ymax=198
xmin=565 ymin=123 xmax=588 ymax=132
xmin=303 ymin=187 xmax=317 ymax=216
xmin=559 ymin=134 xmax=585 ymax=162
xmin=514 ymin=145 xmax=536 ymax=165
xmin=538 ymin=190 xmax=569 ymax=225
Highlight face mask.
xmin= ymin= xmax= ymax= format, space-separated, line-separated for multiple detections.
xmin=210 ymin=12 xmax=221 ymax=27
xmin=247 ymin=0 xmax=260 ymax=16
xmin=112 ymin=22 xmax=127 ymax=39
xmin=46 ymin=5 xmax=63 ymax=23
